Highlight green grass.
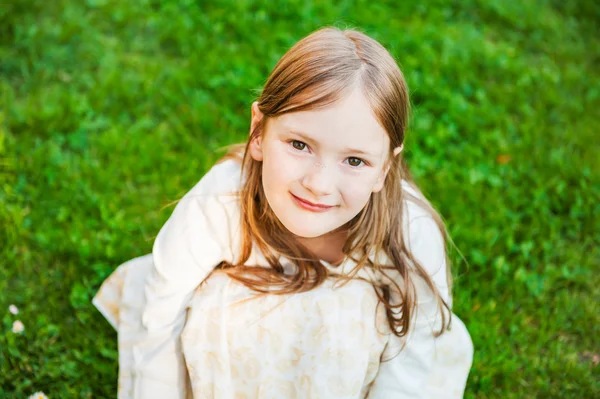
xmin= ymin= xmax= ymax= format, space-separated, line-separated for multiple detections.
xmin=1 ymin=0 xmax=599 ymax=397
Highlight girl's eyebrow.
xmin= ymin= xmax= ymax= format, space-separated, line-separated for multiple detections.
xmin=287 ymin=130 xmax=377 ymax=157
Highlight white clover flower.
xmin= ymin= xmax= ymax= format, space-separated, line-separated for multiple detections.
xmin=9 ymin=304 xmax=19 ymax=315
xmin=12 ymin=320 xmax=24 ymax=334
xmin=28 ymin=392 xmax=49 ymax=399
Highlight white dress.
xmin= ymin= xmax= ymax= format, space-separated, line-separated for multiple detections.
xmin=93 ymin=160 xmax=474 ymax=398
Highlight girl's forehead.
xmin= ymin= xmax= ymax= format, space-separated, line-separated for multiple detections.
xmin=270 ymin=88 xmax=390 ymax=158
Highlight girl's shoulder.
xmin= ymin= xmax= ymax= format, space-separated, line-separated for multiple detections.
xmin=400 ymin=179 xmax=434 ymax=226
xmin=154 ymin=160 xmax=244 ymax=275
xmin=162 ymin=158 xmax=243 ymax=246
xmin=399 ymin=179 xmax=445 ymax=257
xmin=399 ymin=179 xmax=451 ymax=303
xmin=184 ymin=159 xmax=243 ymax=200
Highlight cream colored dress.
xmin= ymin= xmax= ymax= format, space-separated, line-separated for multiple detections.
xmin=93 ymin=160 xmax=473 ymax=398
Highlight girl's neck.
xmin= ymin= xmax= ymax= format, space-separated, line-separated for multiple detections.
xmin=296 ymin=228 xmax=348 ymax=266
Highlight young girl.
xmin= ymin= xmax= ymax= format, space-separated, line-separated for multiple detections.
xmin=93 ymin=27 xmax=473 ymax=398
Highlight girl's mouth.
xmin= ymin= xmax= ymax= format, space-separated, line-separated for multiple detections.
xmin=290 ymin=193 xmax=335 ymax=212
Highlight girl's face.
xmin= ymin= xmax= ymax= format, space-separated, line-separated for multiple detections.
xmin=249 ymin=87 xmax=401 ymax=239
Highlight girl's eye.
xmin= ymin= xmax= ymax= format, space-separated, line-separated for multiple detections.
xmin=347 ymin=157 xmax=365 ymax=167
xmin=291 ymin=140 xmax=307 ymax=151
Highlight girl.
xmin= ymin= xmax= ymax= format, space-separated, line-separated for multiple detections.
xmin=93 ymin=27 xmax=473 ymax=398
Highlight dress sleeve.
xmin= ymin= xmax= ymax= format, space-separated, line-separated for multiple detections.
xmin=367 ymin=215 xmax=450 ymax=398
xmin=142 ymin=194 xmax=235 ymax=332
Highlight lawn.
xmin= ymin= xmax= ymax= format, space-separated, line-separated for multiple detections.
xmin=1 ymin=0 xmax=598 ymax=397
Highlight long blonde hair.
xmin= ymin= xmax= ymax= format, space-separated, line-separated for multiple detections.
xmin=218 ymin=27 xmax=452 ymax=339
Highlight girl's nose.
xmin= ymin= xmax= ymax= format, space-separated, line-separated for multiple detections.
xmin=301 ymin=161 xmax=335 ymax=197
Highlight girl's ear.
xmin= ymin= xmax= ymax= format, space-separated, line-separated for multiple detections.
xmin=249 ymin=102 xmax=265 ymax=162
xmin=372 ymin=166 xmax=389 ymax=193
xmin=372 ymin=145 xmax=403 ymax=193
xmin=393 ymin=144 xmax=404 ymax=157
xmin=250 ymin=101 xmax=264 ymax=134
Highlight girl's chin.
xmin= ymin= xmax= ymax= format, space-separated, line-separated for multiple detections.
xmin=289 ymin=228 xmax=327 ymax=239
xmin=282 ymin=222 xmax=331 ymax=239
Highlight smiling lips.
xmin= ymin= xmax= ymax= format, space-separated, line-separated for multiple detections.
xmin=291 ymin=193 xmax=335 ymax=212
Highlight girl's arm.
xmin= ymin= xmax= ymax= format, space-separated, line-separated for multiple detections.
xmin=120 ymin=163 xmax=240 ymax=397
xmin=368 ymin=214 xmax=451 ymax=398
xmin=141 ymin=194 xmax=234 ymax=332
xmin=140 ymin=160 xmax=241 ymax=332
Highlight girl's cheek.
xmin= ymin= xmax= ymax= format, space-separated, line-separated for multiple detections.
xmin=341 ymin=169 xmax=379 ymax=188
xmin=342 ymin=174 xmax=381 ymax=200
xmin=270 ymin=149 xmax=308 ymax=179
xmin=341 ymin=184 xmax=366 ymax=200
